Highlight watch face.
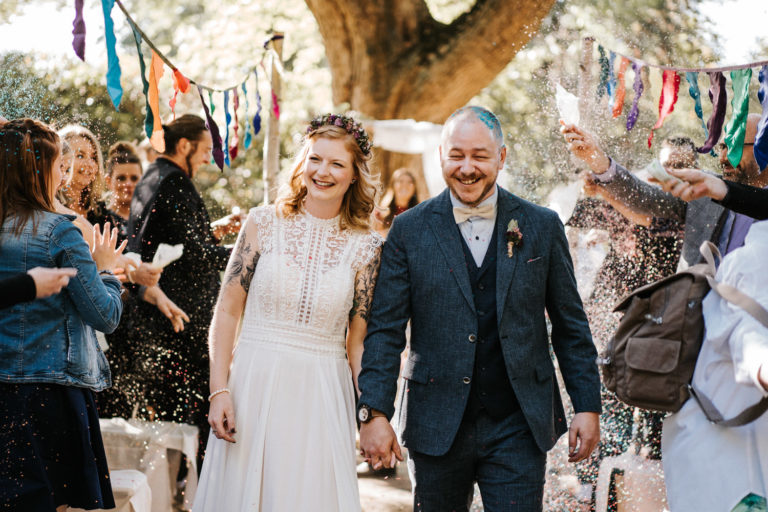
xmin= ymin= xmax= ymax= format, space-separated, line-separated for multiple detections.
xmin=358 ymin=406 xmax=370 ymax=422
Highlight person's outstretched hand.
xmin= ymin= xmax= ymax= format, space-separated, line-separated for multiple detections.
xmin=560 ymin=122 xmax=611 ymax=174
xmin=91 ymin=222 xmax=127 ymax=271
xmin=568 ymin=412 xmax=600 ymax=463
xmin=360 ymin=416 xmax=403 ymax=470
xmin=143 ymin=285 xmax=190 ymax=332
xmin=663 ymin=168 xmax=728 ymax=202
xmin=27 ymin=267 xmax=77 ymax=298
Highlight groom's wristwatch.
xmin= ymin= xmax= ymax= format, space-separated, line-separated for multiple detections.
xmin=357 ymin=404 xmax=384 ymax=423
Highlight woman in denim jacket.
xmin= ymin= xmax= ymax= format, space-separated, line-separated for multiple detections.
xmin=0 ymin=119 xmax=125 ymax=512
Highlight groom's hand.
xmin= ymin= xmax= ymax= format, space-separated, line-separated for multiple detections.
xmin=360 ymin=416 xmax=403 ymax=469
xmin=568 ymin=411 xmax=600 ymax=463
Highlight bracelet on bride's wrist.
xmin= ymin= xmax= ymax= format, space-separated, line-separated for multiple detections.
xmin=208 ymin=388 xmax=230 ymax=401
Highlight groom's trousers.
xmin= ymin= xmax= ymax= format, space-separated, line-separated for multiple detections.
xmin=407 ymin=406 xmax=546 ymax=512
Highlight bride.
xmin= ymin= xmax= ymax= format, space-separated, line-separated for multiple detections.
xmin=193 ymin=114 xmax=382 ymax=511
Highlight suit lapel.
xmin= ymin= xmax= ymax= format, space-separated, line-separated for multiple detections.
xmin=495 ymin=187 xmax=523 ymax=319
xmin=429 ymin=189 xmax=476 ymax=313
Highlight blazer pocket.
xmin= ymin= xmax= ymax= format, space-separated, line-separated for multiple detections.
xmin=402 ymin=358 xmax=429 ymax=384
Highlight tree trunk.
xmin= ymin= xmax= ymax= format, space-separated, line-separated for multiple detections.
xmin=305 ymin=0 xmax=555 ymax=186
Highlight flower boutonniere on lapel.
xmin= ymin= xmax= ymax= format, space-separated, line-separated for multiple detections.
xmin=506 ymin=219 xmax=523 ymax=258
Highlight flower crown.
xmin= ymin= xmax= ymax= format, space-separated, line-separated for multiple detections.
xmin=306 ymin=113 xmax=372 ymax=156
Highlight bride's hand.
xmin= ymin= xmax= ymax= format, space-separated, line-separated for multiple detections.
xmin=209 ymin=392 xmax=237 ymax=443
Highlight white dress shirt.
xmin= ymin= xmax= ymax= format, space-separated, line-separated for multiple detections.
xmin=449 ymin=187 xmax=498 ymax=267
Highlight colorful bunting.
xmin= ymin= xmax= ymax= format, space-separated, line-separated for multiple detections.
xmin=242 ymin=82 xmax=253 ymax=149
xmin=197 ymin=86 xmax=225 ymax=170
xmin=223 ymin=90 xmax=231 ymax=167
xmin=724 ymin=69 xmax=753 ymax=168
xmin=72 ymin=0 xmax=86 ymax=61
xmin=648 ymin=70 xmax=681 ymax=148
xmin=169 ymin=69 xmax=190 ymax=120
xmin=612 ymin=57 xmax=630 ymax=119
xmin=130 ymin=26 xmax=152 ymax=140
xmin=607 ymin=51 xmax=617 ymax=101
xmin=253 ymin=70 xmax=262 ymax=135
xmin=271 ymin=90 xmax=280 ymax=120
xmin=685 ymin=72 xmax=708 ymax=135
xmin=627 ymin=63 xmax=644 ymax=131
xmin=754 ymin=66 xmax=768 ymax=172
xmin=101 ymin=0 xmax=122 ymax=109
xmin=697 ymin=72 xmax=727 ymax=154
xmin=148 ymin=51 xmax=165 ymax=153
xmin=597 ymin=45 xmax=609 ymax=99
xmin=208 ymin=90 xmax=216 ymax=115
xmin=231 ymin=88 xmax=240 ymax=160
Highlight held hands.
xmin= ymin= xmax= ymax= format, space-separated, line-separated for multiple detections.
xmin=359 ymin=416 xmax=403 ymax=470
xmin=91 ymin=222 xmax=127 ymax=271
xmin=208 ymin=391 xmax=237 ymax=443
xmin=560 ymin=122 xmax=611 ymax=174
xmin=28 ymin=267 xmax=77 ymax=298
xmin=568 ymin=411 xmax=600 ymax=463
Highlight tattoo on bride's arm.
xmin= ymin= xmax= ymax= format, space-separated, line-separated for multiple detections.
xmin=350 ymin=247 xmax=382 ymax=321
xmin=224 ymin=241 xmax=250 ymax=287
xmin=241 ymin=252 xmax=260 ymax=294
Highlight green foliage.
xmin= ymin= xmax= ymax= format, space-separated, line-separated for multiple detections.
xmin=474 ymin=0 xmax=724 ymax=203
xmin=0 ymin=0 xmax=730 ymax=212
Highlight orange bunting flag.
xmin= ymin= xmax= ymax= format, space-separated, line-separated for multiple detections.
xmin=612 ymin=57 xmax=630 ymax=118
xmin=648 ymin=70 xmax=681 ymax=148
xmin=169 ymin=69 xmax=190 ymax=119
xmin=148 ymin=50 xmax=166 ymax=153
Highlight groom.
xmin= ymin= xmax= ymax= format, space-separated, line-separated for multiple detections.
xmin=358 ymin=106 xmax=601 ymax=511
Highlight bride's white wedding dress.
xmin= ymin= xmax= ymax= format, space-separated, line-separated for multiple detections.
xmin=193 ymin=206 xmax=382 ymax=511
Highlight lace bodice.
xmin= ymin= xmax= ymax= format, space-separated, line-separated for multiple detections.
xmin=237 ymin=206 xmax=382 ymax=354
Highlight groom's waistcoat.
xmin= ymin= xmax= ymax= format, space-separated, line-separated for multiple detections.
xmin=457 ymin=224 xmax=520 ymax=419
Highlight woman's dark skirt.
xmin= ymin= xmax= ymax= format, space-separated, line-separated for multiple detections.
xmin=0 ymin=382 xmax=115 ymax=511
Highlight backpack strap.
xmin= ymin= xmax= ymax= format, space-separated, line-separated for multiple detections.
xmin=688 ymin=241 xmax=768 ymax=427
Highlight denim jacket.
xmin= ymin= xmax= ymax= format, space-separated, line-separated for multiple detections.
xmin=0 ymin=211 xmax=123 ymax=391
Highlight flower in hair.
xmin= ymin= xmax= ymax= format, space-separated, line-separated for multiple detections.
xmin=306 ymin=113 xmax=372 ymax=156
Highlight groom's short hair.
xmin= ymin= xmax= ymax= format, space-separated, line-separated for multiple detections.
xmin=443 ymin=106 xmax=505 ymax=149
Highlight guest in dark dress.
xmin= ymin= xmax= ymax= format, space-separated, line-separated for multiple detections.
xmin=126 ymin=114 xmax=241 ymax=467
xmin=0 ymin=118 xmax=125 ymax=511
xmin=373 ymin=167 xmax=420 ymax=238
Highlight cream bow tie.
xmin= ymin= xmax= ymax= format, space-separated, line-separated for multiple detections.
xmin=453 ymin=204 xmax=496 ymax=224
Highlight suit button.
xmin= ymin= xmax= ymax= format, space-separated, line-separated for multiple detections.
xmin=462 ymin=377 xmax=471 ymax=384
xmin=478 ymin=284 xmax=485 ymax=290
xmin=468 ymin=334 xmax=477 ymax=343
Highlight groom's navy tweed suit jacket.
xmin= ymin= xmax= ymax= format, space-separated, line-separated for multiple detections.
xmin=358 ymin=186 xmax=601 ymax=456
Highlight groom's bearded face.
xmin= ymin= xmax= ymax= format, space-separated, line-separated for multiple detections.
xmin=440 ymin=118 xmax=506 ymax=207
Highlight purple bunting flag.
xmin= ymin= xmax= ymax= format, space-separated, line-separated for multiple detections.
xmin=197 ymin=86 xmax=225 ymax=170
xmin=72 ymin=0 xmax=86 ymax=61
xmin=626 ymin=62 xmax=644 ymax=131
xmin=697 ymin=72 xmax=727 ymax=154
xmin=253 ymin=70 xmax=262 ymax=136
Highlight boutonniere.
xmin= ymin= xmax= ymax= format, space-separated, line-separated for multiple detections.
xmin=506 ymin=219 xmax=523 ymax=258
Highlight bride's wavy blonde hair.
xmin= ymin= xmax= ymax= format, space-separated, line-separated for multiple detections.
xmin=277 ymin=123 xmax=378 ymax=231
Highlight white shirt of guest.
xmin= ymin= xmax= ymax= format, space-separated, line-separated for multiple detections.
xmin=662 ymin=220 xmax=768 ymax=512
xmin=449 ymin=187 xmax=498 ymax=267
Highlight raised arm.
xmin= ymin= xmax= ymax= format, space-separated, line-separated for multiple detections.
xmin=207 ymin=212 xmax=261 ymax=443
xmin=347 ymin=241 xmax=383 ymax=396
xmin=561 ymin=123 xmax=687 ymax=222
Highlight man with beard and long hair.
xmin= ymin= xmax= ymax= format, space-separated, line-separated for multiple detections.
xmin=125 ymin=114 xmax=241 ymax=470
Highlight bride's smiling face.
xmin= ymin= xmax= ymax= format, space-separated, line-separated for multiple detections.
xmin=302 ymin=137 xmax=356 ymax=209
